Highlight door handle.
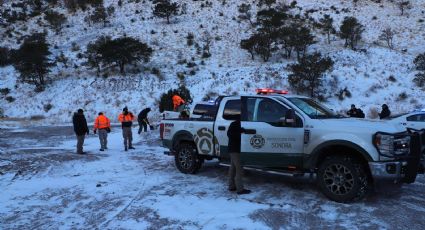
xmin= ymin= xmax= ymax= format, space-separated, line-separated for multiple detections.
xmin=218 ymin=126 xmax=226 ymax=131
xmin=244 ymin=129 xmax=256 ymax=134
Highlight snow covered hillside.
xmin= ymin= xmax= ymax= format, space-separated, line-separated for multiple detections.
xmin=0 ymin=0 xmax=425 ymax=123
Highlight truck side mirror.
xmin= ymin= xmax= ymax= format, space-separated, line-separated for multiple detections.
xmin=284 ymin=109 xmax=296 ymax=126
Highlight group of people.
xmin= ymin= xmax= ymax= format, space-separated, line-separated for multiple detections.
xmin=72 ymin=107 xmax=152 ymax=154
xmin=346 ymin=103 xmax=391 ymax=119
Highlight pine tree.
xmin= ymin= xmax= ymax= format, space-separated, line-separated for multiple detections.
xmin=288 ymin=52 xmax=333 ymax=98
xmin=153 ymin=0 xmax=179 ymax=24
xmin=339 ymin=16 xmax=364 ymax=50
xmin=14 ymin=33 xmax=52 ymax=86
xmin=85 ymin=36 xmax=154 ymax=74
xmin=413 ymin=53 xmax=425 ymax=87
xmin=44 ymin=10 xmax=67 ymax=33
xmin=318 ymin=14 xmax=335 ymax=44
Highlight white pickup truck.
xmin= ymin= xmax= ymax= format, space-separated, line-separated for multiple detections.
xmin=160 ymin=89 xmax=425 ymax=202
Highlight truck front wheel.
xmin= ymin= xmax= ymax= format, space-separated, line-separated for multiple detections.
xmin=317 ymin=156 xmax=368 ymax=203
xmin=175 ymin=143 xmax=203 ymax=174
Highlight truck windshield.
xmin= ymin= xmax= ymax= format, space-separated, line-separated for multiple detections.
xmin=284 ymin=97 xmax=341 ymax=119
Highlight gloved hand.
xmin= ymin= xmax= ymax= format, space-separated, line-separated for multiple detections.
xmin=94 ymin=129 xmax=97 ymax=134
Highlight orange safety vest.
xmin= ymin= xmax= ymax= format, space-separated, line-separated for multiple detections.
xmin=118 ymin=113 xmax=135 ymax=123
xmin=172 ymin=95 xmax=185 ymax=110
xmin=94 ymin=115 xmax=111 ymax=130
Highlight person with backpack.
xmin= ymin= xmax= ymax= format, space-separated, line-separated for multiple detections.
xmin=93 ymin=112 xmax=111 ymax=151
xmin=118 ymin=107 xmax=135 ymax=151
xmin=72 ymin=109 xmax=89 ymax=154
xmin=346 ymin=104 xmax=365 ymax=118
xmin=137 ymin=108 xmax=151 ymax=134
xmin=379 ymin=104 xmax=391 ymax=119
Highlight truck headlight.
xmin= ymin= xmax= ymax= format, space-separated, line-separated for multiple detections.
xmin=374 ymin=134 xmax=410 ymax=158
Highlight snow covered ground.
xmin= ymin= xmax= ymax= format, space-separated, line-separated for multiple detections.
xmin=1 ymin=123 xmax=425 ymax=229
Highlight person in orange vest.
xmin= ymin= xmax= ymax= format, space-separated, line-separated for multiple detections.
xmin=172 ymin=94 xmax=185 ymax=112
xmin=93 ymin=112 xmax=111 ymax=151
xmin=118 ymin=107 xmax=135 ymax=151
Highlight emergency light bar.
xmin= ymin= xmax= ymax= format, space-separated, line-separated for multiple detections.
xmin=256 ymin=88 xmax=288 ymax=95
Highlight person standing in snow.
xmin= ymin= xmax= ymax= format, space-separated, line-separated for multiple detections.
xmin=137 ymin=107 xmax=151 ymax=134
xmin=93 ymin=112 xmax=111 ymax=151
xmin=379 ymin=104 xmax=391 ymax=119
xmin=227 ymin=114 xmax=251 ymax=195
xmin=346 ymin=104 xmax=365 ymax=118
xmin=72 ymin=109 xmax=89 ymax=154
xmin=118 ymin=107 xmax=135 ymax=151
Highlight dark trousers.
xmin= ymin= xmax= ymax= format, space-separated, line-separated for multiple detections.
xmin=138 ymin=121 xmax=148 ymax=134
xmin=76 ymin=135 xmax=85 ymax=154
xmin=228 ymin=152 xmax=244 ymax=192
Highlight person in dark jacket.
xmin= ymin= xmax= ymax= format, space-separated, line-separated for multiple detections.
xmin=346 ymin=104 xmax=365 ymax=118
xmin=379 ymin=104 xmax=391 ymax=119
xmin=137 ymin=108 xmax=151 ymax=134
xmin=227 ymin=114 xmax=250 ymax=195
xmin=72 ymin=109 xmax=89 ymax=154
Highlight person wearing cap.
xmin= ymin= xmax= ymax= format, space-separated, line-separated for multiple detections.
xmin=93 ymin=112 xmax=111 ymax=151
xmin=118 ymin=107 xmax=135 ymax=151
xmin=379 ymin=104 xmax=391 ymax=119
xmin=72 ymin=109 xmax=89 ymax=154
xmin=137 ymin=107 xmax=151 ymax=134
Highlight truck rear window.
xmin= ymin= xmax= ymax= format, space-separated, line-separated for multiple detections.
xmin=193 ymin=104 xmax=217 ymax=119
xmin=223 ymin=100 xmax=241 ymax=120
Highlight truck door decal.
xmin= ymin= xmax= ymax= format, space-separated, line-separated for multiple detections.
xmin=194 ymin=128 xmax=220 ymax=156
xmin=250 ymin=134 xmax=265 ymax=149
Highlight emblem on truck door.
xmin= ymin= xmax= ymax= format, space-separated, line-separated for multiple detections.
xmin=250 ymin=134 xmax=265 ymax=149
xmin=194 ymin=128 xmax=220 ymax=156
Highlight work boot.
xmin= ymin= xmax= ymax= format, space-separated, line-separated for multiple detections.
xmin=125 ymin=146 xmax=128 ymax=151
xmin=129 ymin=146 xmax=135 ymax=150
xmin=236 ymin=189 xmax=251 ymax=195
xmin=100 ymin=149 xmax=104 ymax=151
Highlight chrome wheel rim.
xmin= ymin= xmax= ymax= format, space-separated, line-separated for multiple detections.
xmin=323 ymin=163 xmax=355 ymax=195
xmin=179 ymin=148 xmax=193 ymax=170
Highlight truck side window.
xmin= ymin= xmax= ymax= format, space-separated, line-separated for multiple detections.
xmin=407 ymin=115 xmax=420 ymax=122
xmin=223 ymin=100 xmax=241 ymax=120
xmin=256 ymin=99 xmax=288 ymax=123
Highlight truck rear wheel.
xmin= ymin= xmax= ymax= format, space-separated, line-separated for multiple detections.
xmin=175 ymin=142 xmax=203 ymax=174
xmin=317 ymin=156 xmax=368 ymax=203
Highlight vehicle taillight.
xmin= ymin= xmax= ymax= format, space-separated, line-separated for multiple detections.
xmin=160 ymin=123 xmax=165 ymax=140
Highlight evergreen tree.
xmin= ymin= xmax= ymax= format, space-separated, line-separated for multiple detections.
xmin=85 ymin=36 xmax=153 ymax=74
xmin=14 ymin=33 xmax=52 ymax=86
xmin=339 ymin=16 xmax=364 ymax=50
xmin=288 ymin=52 xmax=333 ymax=98
xmin=413 ymin=53 xmax=425 ymax=87
xmin=240 ymin=36 xmax=257 ymax=60
xmin=44 ymin=10 xmax=67 ymax=33
xmin=87 ymin=6 xmax=108 ymax=27
xmin=0 ymin=47 xmax=11 ymax=66
xmin=238 ymin=3 xmax=254 ymax=26
xmin=318 ymin=14 xmax=335 ymax=44
xmin=153 ymin=0 xmax=179 ymax=24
